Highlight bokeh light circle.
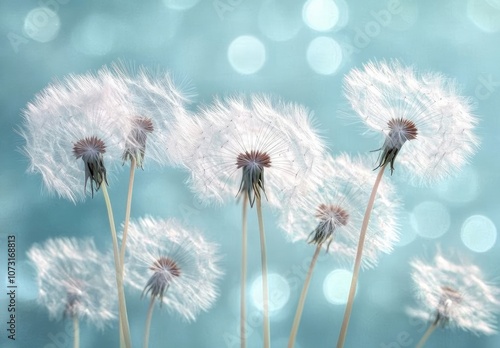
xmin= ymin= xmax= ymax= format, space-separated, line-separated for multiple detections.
xmin=467 ymin=0 xmax=500 ymax=33
xmin=461 ymin=215 xmax=497 ymax=252
xmin=228 ymin=35 xmax=266 ymax=74
xmin=23 ymin=7 xmax=60 ymax=43
xmin=396 ymin=211 xmax=417 ymax=247
xmin=302 ymin=0 xmax=340 ymax=31
xmin=323 ymin=269 xmax=355 ymax=305
xmin=410 ymin=201 xmax=450 ymax=239
xmin=251 ymin=273 xmax=290 ymax=313
xmin=306 ymin=37 xmax=343 ymax=75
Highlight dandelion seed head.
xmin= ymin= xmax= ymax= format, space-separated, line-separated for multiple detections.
xmin=279 ymin=153 xmax=400 ymax=269
xmin=122 ymin=116 xmax=155 ymax=168
xmin=123 ymin=217 xmax=223 ymax=321
xmin=20 ymin=70 xmax=132 ymax=203
xmin=108 ymin=62 xmax=194 ymax=167
xmin=344 ymin=60 xmax=479 ymax=185
xmin=178 ymin=95 xmax=326 ymax=208
xmin=142 ymin=257 xmax=181 ymax=301
xmin=27 ymin=238 xmax=116 ymax=329
xmin=72 ymin=136 xmax=108 ymax=197
xmin=407 ymin=250 xmax=500 ymax=335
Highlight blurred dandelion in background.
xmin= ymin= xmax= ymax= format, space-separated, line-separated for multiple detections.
xmin=27 ymin=237 xmax=116 ymax=347
xmin=407 ymin=250 xmax=500 ymax=347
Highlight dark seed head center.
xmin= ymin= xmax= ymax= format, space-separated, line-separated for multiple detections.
xmin=236 ymin=150 xmax=271 ymax=207
xmin=315 ymin=204 xmax=350 ymax=226
xmin=150 ymin=257 xmax=181 ymax=278
xmin=72 ymin=136 xmax=108 ymax=197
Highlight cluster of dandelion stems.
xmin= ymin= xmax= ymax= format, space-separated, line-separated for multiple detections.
xmin=288 ymin=204 xmax=349 ymax=348
xmin=71 ymin=117 xmax=154 ymax=348
xmin=237 ymin=150 xmax=271 ymax=348
xmin=336 ymin=118 xmax=418 ymax=348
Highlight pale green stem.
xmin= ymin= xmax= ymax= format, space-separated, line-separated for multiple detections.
xmin=73 ymin=314 xmax=79 ymax=348
xmin=288 ymin=244 xmax=322 ymax=348
xmin=101 ymin=184 xmax=132 ymax=348
xmin=336 ymin=163 xmax=387 ymax=348
xmin=256 ymin=196 xmax=270 ymax=348
xmin=416 ymin=321 xmax=438 ymax=348
xmin=143 ymin=297 xmax=156 ymax=348
xmin=120 ymin=157 xmax=136 ymax=274
xmin=241 ymin=191 xmax=248 ymax=348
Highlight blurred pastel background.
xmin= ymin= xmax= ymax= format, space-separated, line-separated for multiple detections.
xmin=1 ymin=0 xmax=499 ymax=347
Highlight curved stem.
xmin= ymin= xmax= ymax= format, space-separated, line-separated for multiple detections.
xmin=120 ymin=157 xmax=136 ymax=275
xmin=416 ymin=321 xmax=438 ymax=348
xmin=241 ymin=192 xmax=248 ymax=348
xmin=256 ymin=196 xmax=270 ymax=348
xmin=143 ymin=297 xmax=156 ymax=348
xmin=336 ymin=164 xmax=387 ymax=348
xmin=101 ymin=184 xmax=132 ymax=348
xmin=73 ymin=314 xmax=79 ymax=348
xmin=288 ymin=244 xmax=322 ymax=348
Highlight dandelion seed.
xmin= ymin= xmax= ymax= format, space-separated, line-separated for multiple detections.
xmin=27 ymin=238 xmax=116 ymax=329
xmin=344 ymin=60 xmax=479 ymax=183
xmin=407 ymin=250 xmax=500 ymax=347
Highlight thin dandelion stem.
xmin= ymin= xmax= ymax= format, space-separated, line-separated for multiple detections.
xmin=73 ymin=314 xmax=79 ymax=348
xmin=416 ymin=321 xmax=438 ymax=348
xmin=120 ymin=157 xmax=137 ymax=273
xmin=143 ymin=297 xmax=156 ymax=348
xmin=101 ymin=184 xmax=132 ymax=348
xmin=288 ymin=243 xmax=322 ymax=348
xmin=336 ymin=163 xmax=387 ymax=348
xmin=241 ymin=191 xmax=248 ymax=348
xmin=256 ymin=196 xmax=270 ymax=348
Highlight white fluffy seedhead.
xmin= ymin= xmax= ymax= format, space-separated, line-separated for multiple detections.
xmin=344 ymin=60 xmax=479 ymax=185
xmin=179 ymin=94 xmax=326 ymax=208
xmin=279 ymin=153 xmax=400 ymax=269
xmin=27 ymin=238 xmax=116 ymax=329
xmin=105 ymin=62 xmax=194 ymax=168
xmin=407 ymin=250 xmax=500 ymax=335
xmin=21 ymin=71 xmax=133 ymax=203
xmin=122 ymin=217 xmax=223 ymax=322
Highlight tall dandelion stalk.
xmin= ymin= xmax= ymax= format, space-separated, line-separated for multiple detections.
xmin=336 ymin=60 xmax=479 ymax=347
xmin=279 ymin=154 xmax=399 ymax=347
xmin=240 ymin=191 xmax=248 ymax=348
xmin=177 ymin=95 xmax=326 ymax=348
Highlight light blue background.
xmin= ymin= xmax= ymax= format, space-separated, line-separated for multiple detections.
xmin=1 ymin=0 xmax=499 ymax=347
